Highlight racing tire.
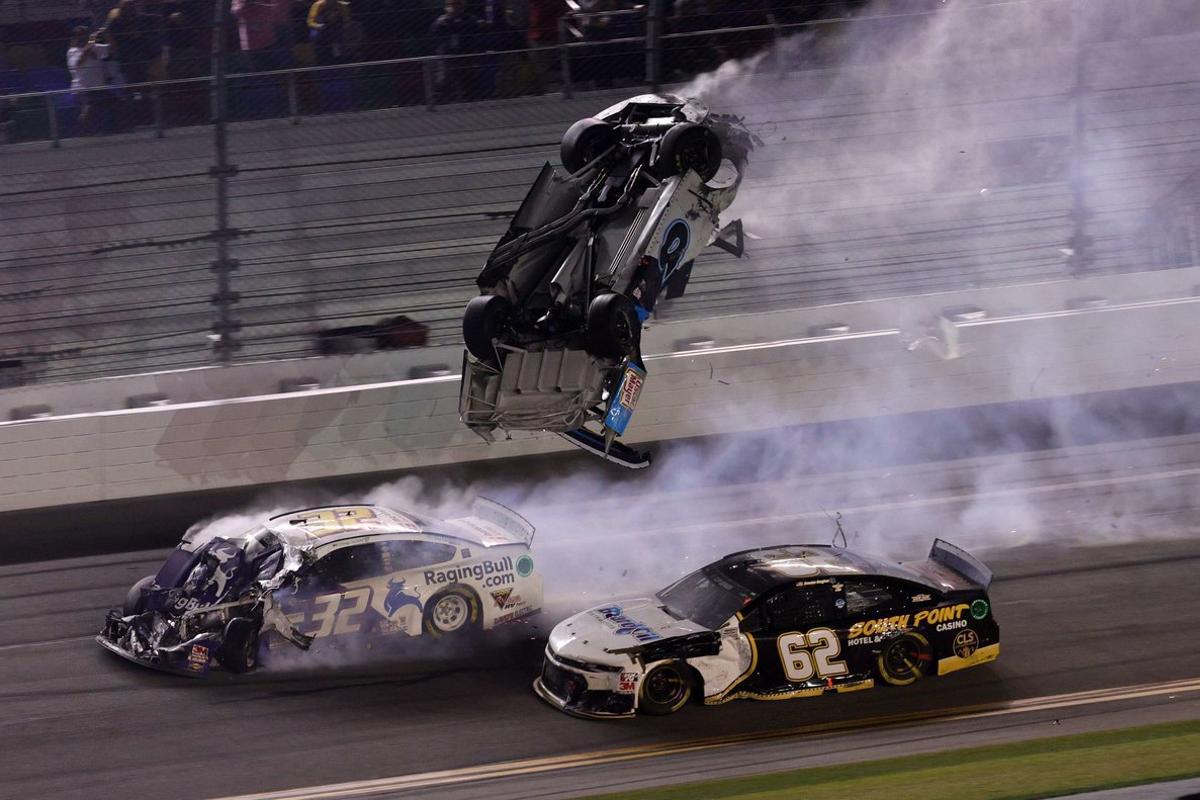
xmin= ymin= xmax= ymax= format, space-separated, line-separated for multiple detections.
xmin=586 ymin=292 xmax=640 ymax=359
xmin=876 ymin=632 xmax=933 ymax=687
xmin=217 ymin=617 xmax=261 ymax=674
xmin=656 ymin=123 xmax=722 ymax=182
xmin=462 ymin=294 xmax=512 ymax=364
xmin=423 ymin=587 xmax=481 ymax=638
xmin=122 ymin=575 xmax=156 ymax=616
xmin=639 ymin=662 xmax=693 ymax=715
xmin=561 ymin=117 xmax=618 ymax=173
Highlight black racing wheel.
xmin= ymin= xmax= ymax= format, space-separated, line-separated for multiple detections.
xmin=656 ymin=123 xmax=722 ymax=182
xmin=462 ymin=294 xmax=512 ymax=364
xmin=876 ymin=632 xmax=933 ymax=686
xmin=586 ymin=292 xmax=640 ymax=358
xmin=122 ymin=575 xmax=156 ymax=616
xmin=217 ymin=617 xmax=261 ymax=674
xmin=561 ymin=118 xmax=618 ymax=173
xmin=423 ymin=586 xmax=481 ymax=638
xmin=639 ymin=662 xmax=693 ymax=715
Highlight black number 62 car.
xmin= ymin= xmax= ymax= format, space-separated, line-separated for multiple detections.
xmin=535 ymin=539 xmax=998 ymax=719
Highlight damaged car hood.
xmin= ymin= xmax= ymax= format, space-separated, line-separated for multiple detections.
xmin=550 ymin=598 xmax=713 ymax=665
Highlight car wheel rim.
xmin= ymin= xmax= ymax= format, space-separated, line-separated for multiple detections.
xmin=433 ymin=595 xmax=469 ymax=632
xmin=886 ymin=640 xmax=920 ymax=678
xmin=613 ymin=314 xmax=633 ymax=351
xmin=646 ymin=668 xmax=685 ymax=706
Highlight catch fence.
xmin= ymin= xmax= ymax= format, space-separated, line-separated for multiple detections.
xmin=1 ymin=0 xmax=1199 ymax=387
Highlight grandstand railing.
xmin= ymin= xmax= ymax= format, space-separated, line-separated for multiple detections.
xmin=0 ymin=10 xmax=856 ymax=148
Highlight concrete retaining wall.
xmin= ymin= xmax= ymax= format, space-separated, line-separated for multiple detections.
xmin=2 ymin=265 xmax=1197 ymax=513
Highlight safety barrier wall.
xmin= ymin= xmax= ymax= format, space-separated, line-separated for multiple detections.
xmin=2 ymin=266 xmax=1198 ymax=513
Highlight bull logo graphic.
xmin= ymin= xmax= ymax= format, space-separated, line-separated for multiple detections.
xmin=384 ymin=579 xmax=421 ymax=617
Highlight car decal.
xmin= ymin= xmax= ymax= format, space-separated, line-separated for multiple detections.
xmin=658 ymin=219 xmax=691 ymax=284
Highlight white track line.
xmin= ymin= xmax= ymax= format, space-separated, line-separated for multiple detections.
xmin=208 ymin=677 xmax=1200 ymax=800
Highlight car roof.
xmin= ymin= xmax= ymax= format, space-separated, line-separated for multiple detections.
xmin=716 ymin=544 xmax=936 ymax=590
xmin=264 ymin=504 xmax=472 ymax=550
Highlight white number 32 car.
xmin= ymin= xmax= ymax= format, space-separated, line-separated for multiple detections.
xmin=98 ymin=500 xmax=542 ymax=676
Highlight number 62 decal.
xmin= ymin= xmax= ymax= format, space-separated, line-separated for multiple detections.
xmin=777 ymin=628 xmax=849 ymax=682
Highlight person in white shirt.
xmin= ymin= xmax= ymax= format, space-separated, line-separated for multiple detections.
xmin=66 ymin=25 xmax=113 ymax=133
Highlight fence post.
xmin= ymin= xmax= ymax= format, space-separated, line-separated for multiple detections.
xmin=209 ymin=0 xmax=241 ymax=363
xmin=645 ymin=0 xmax=663 ymax=91
xmin=287 ymin=71 xmax=300 ymax=124
xmin=558 ymin=18 xmax=573 ymax=99
xmin=152 ymin=84 xmax=165 ymax=138
xmin=422 ymin=59 xmax=437 ymax=111
xmin=771 ymin=13 xmax=786 ymax=77
xmin=45 ymin=94 xmax=60 ymax=148
xmin=1066 ymin=0 xmax=1092 ymax=276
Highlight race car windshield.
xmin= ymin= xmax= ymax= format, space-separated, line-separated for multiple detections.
xmin=655 ymin=565 xmax=761 ymax=629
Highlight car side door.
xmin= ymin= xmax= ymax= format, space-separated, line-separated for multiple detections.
xmin=838 ymin=578 xmax=914 ymax=678
xmin=366 ymin=538 xmax=461 ymax=636
xmin=741 ymin=581 xmax=851 ymax=697
xmin=282 ymin=541 xmax=389 ymax=640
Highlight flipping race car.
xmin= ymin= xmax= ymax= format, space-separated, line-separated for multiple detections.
xmin=98 ymin=501 xmax=541 ymax=676
xmin=459 ymin=93 xmax=757 ymax=469
xmin=535 ymin=539 xmax=998 ymax=719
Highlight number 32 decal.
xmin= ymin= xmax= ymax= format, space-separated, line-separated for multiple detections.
xmin=307 ymin=587 xmax=372 ymax=637
xmin=777 ymin=628 xmax=849 ymax=682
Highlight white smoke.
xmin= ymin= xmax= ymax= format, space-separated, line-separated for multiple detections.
xmin=183 ymin=0 xmax=1200 ymax=672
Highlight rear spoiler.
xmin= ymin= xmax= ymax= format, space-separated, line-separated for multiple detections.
xmin=929 ymin=539 xmax=993 ymax=589
xmin=447 ymin=498 xmax=535 ymax=547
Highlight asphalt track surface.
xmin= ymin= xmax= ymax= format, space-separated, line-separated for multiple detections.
xmin=3 ymin=428 xmax=1200 ymax=799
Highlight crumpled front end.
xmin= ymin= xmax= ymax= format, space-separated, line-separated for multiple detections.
xmin=97 ymin=611 xmax=223 ymax=677
xmin=97 ymin=532 xmax=312 ymax=676
xmin=533 ymin=647 xmax=639 ymax=720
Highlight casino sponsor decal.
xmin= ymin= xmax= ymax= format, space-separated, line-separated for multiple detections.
xmin=591 ymin=605 xmax=662 ymax=642
xmin=424 ymin=557 xmax=515 ymax=587
xmin=847 ymin=603 xmax=970 ymax=646
xmin=953 ymin=628 xmax=980 ymax=658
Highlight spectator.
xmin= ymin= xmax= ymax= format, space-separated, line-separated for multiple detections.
xmin=232 ymin=0 xmax=281 ymax=71
xmin=525 ymin=0 xmax=566 ymax=93
xmin=307 ymin=0 xmax=351 ymax=66
xmin=81 ymin=0 xmax=117 ymax=29
xmin=487 ymin=1 xmax=534 ymax=97
xmin=105 ymin=0 xmax=164 ymax=89
xmin=66 ymin=25 xmax=113 ymax=134
xmin=430 ymin=0 xmax=486 ymax=101
xmin=270 ymin=0 xmax=296 ymax=67
xmin=162 ymin=7 xmax=206 ymax=79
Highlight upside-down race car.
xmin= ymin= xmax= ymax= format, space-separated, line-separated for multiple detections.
xmin=535 ymin=539 xmax=998 ymax=719
xmin=98 ymin=501 xmax=541 ymax=676
xmin=458 ymin=94 xmax=757 ymax=469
